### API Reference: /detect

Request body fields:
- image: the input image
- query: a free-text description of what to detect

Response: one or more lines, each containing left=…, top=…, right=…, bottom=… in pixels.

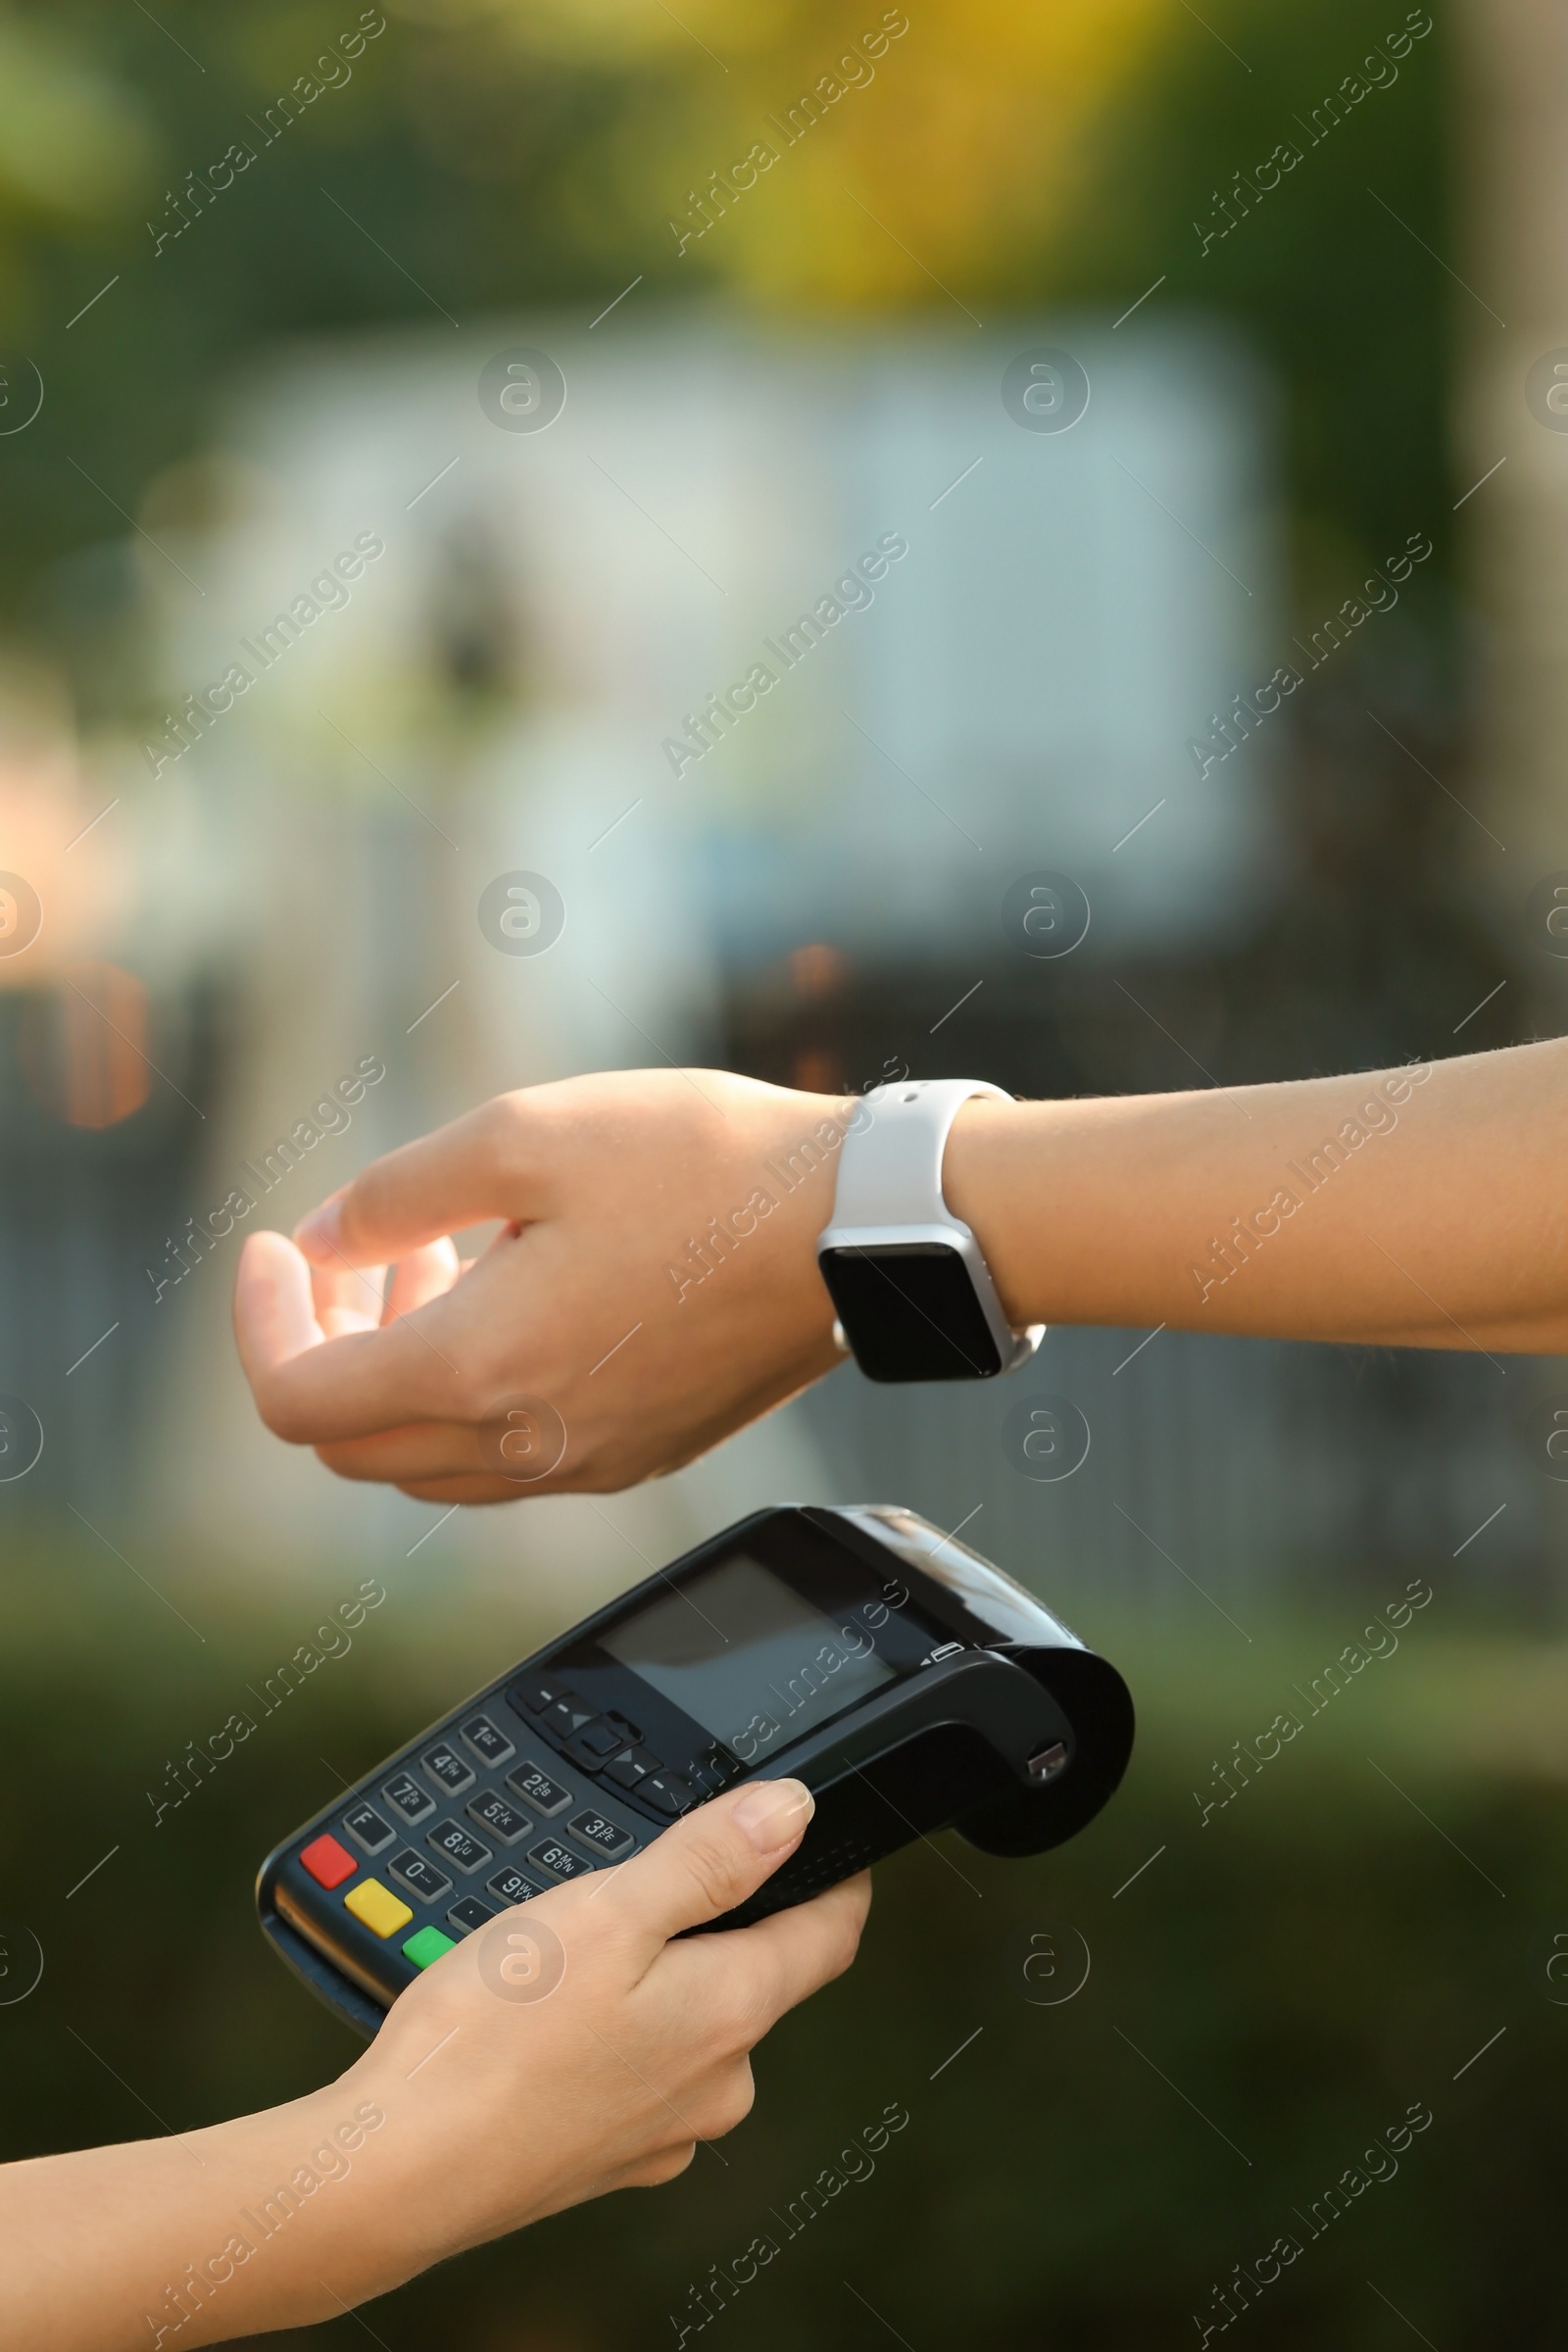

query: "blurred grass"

left=2, top=1532, right=1563, bottom=2348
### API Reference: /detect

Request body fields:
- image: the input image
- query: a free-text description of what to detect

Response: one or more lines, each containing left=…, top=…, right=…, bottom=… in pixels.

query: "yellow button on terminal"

left=344, top=1878, right=415, bottom=1938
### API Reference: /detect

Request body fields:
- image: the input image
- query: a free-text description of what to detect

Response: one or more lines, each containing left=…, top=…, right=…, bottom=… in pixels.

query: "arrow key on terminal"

left=564, top=1716, right=625, bottom=1766
left=541, top=1695, right=598, bottom=1742
left=508, top=1674, right=573, bottom=1720
left=639, top=1774, right=698, bottom=1818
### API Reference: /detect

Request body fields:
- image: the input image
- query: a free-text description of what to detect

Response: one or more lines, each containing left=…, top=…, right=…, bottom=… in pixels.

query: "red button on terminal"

left=300, top=1833, right=357, bottom=1889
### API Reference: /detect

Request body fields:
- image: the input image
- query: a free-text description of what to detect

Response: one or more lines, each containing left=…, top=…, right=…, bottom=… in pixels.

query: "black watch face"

left=819, top=1243, right=1004, bottom=1382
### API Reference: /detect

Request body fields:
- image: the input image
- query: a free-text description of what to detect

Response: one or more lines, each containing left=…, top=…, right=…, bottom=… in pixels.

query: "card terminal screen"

left=600, top=1553, right=897, bottom=1760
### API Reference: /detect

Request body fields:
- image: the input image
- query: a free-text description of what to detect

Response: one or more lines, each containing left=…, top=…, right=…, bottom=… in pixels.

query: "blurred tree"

left=1450, top=0, right=1568, bottom=905
left=0, top=0, right=1446, bottom=643
left=1056, top=0, right=1450, bottom=598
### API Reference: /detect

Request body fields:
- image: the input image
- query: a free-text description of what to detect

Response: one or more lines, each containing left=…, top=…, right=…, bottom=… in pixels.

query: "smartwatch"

left=817, top=1078, right=1044, bottom=1383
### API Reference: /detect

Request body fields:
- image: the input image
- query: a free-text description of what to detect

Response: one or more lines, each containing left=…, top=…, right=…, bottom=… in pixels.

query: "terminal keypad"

left=283, top=1662, right=712, bottom=2008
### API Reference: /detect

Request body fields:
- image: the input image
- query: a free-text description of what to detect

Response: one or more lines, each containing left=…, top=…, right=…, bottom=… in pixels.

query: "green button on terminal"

left=402, top=1925, right=456, bottom=1970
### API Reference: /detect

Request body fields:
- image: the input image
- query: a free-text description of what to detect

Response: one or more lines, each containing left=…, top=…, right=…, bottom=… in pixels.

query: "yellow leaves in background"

left=401, top=0, right=1170, bottom=305
left=672, top=0, right=1166, bottom=308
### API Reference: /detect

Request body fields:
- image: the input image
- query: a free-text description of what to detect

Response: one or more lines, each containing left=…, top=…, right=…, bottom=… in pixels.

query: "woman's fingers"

left=317, top=1427, right=528, bottom=1503
left=292, top=1096, right=545, bottom=1269
left=671, top=1872, right=872, bottom=2037
left=240, top=1234, right=477, bottom=1450
left=235, top=1232, right=469, bottom=1444
left=235, top=1068, right=852, bottom=1495
left=384, top=1238, right=462, bottom=1321
left=232, top=1231, right=327, bottom=1382
left=313, top=1419, right=488, bottom=1483
left=602, top=1780, right=816, bottom=1960
left=309, top=1238, right=455, bottom=1345
left=388, top=1472, right=523, bottom=1504
left=310, top=1252, right=388, bottom=1340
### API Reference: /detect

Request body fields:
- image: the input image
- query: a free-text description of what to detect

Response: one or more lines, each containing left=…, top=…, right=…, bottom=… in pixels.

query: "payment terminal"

left=258, top=1504, right=1135, bottom=2035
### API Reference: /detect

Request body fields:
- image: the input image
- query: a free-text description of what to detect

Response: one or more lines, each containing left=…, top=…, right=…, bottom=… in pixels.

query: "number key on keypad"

left=568, top=1808, right=635, bottom=1860
left=422, top=1741, right=475, bottom=1795
left=487, top=1865, right=546, bottom=1907
left=387, top=1849, right=452, bottom=1904
left=383, top=1771, right=435, bottom=1827
left=467, top=1789, right=531, bottom=1844
left=342, top=1801, right=395, bottom=1854
left=427, top=1819, right=491, bottom=1874
left=528, top=1838, right=594, bottom=1882
left=461, top=1713, right=514, bottom=1767
left=506, top=1759, right=572, bottom=1817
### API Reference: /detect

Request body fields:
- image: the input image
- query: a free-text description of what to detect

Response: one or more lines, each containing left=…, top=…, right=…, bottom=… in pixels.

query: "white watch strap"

left=831, top=1078, right=1011, bottom=1231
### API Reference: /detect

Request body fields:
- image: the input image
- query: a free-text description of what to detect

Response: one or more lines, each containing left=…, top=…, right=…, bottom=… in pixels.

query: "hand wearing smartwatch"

left=816, top=1079, right=1045, bottom=1382
left=238, top=1042, right=1568, bottom=1504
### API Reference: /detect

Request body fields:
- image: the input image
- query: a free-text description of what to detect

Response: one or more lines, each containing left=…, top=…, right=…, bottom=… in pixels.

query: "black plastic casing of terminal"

left=257, top=1505, right=1135, bottom=2038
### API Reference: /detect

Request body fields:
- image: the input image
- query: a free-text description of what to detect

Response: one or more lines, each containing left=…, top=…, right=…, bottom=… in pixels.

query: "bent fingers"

left=236, top=1232, right=471, bottom=1444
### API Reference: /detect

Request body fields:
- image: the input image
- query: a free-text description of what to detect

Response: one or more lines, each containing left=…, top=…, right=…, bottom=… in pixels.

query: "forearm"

left=1, top=2066, right=410, bottom=2351
left=944, top=1040, right=1568, bottom=1350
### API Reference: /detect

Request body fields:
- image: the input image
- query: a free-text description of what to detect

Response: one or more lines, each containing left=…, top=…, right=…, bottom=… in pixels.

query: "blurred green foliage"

left=1063, top=0, right=1451, bottom=599
left=2, top=1536, right=1559, bottom=2348
left=0, top=0, right=1447, bottom=644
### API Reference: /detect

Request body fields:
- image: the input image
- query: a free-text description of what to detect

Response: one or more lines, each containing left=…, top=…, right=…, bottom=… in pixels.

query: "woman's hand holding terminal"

left=2, top=1781, right=866, bottom=2348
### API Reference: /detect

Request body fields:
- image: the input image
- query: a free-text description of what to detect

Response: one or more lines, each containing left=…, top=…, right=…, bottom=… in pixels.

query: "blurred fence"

left=798, top=1326, right=1558, bottom=1633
